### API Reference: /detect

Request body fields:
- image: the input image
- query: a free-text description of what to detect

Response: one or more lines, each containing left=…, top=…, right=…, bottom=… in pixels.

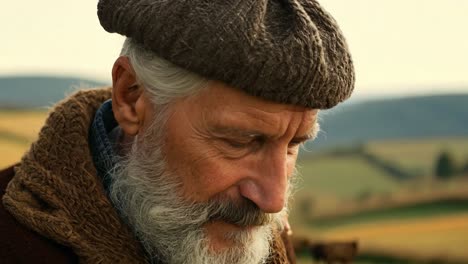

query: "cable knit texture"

left=98, top=0, right=354, bottom=109
left=2, top=88, right=291, bottom=263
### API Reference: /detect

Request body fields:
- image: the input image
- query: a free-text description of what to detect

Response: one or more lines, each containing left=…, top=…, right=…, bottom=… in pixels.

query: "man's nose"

left=240, top=147, right=289, bottom=213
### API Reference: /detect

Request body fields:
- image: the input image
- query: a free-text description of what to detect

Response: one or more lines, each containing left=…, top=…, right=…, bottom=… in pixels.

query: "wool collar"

left=2, top=88, right=290, bottom=264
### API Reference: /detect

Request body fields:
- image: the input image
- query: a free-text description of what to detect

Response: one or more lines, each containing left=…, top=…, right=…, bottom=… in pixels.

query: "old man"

left=0, top=0, right=354, bottom=263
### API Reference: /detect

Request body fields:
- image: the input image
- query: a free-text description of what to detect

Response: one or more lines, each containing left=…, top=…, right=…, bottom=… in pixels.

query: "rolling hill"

left=310, top=93, right=468, bottom=150
left=0, top=76, right=107, bottom=109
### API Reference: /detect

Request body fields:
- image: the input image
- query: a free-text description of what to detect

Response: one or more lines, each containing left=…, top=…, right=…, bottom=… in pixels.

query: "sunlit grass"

left=0, top=138, right=28, bottom=168
left=0, top=110, right=47, bottom=168
left=0, top=110, right=47, bottom=142
left=318, top=213, right=468, bottom=260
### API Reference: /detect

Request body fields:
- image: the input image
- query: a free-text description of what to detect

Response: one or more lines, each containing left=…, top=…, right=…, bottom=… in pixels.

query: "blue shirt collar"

left=88, top=99, right=119, bottom=190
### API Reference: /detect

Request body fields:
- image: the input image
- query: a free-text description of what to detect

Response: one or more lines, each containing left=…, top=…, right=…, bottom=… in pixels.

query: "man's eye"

left=222, top=136, right=265, bottom=150
left=288, top=140, right=302, bottom=148
left=287, top=141, right=302, bottom=155
left=225, top=139, right=250, bottom=149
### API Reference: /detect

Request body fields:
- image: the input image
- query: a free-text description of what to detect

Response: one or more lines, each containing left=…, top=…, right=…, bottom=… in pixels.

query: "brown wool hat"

left=98, top=0, right=354, bottom=109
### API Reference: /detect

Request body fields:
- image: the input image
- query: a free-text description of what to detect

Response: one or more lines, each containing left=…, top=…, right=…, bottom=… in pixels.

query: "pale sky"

left=2, top=1, right=468, bottom=98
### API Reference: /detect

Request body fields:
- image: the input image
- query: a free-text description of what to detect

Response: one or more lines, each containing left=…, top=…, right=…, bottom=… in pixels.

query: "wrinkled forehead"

left=179, top=81, right=319, bottom=137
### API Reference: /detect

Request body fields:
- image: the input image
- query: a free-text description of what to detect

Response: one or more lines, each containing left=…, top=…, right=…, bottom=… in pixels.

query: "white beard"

left=107, top=124, right=289, bottom=264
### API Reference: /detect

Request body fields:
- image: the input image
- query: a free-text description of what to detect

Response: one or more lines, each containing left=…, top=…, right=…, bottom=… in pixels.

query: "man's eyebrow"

left=294, top=122, right=320, bottom=142
left=208, top=125, right=266, bottom=138
left=291, top=134, right=313, bottom=142
left=209, top=122, right=320, bottom=141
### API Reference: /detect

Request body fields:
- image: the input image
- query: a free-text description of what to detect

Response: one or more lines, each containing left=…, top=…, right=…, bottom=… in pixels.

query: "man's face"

left=161, top=81, right=318, bottom=249
left=110, top=81, right=318, bottom=263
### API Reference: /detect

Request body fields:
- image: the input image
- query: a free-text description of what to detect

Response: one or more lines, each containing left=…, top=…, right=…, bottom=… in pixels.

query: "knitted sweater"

left=1, top=88, right=293, bottom=263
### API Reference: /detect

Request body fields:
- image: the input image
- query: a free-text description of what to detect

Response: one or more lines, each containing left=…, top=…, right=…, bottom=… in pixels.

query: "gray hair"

left=120, top=38, right=209, bottom=106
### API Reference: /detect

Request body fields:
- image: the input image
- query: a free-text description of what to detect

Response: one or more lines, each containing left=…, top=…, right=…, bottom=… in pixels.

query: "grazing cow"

left=309, top=241, right=358, bottom=264
left=292, top=237, right=359, bottom=264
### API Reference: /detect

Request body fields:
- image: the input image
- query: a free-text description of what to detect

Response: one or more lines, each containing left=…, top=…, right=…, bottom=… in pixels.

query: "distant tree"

left=462, top=160, right=468, bottom=175
left=355, top=189, right=372, bottom=202
left=298, top=197, right=315, bottom=221
left=435, top=151, right=456, bottom=179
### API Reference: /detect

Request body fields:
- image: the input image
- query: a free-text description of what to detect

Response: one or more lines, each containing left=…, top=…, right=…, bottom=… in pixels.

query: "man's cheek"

left=178, top=151, right=235, bottom=200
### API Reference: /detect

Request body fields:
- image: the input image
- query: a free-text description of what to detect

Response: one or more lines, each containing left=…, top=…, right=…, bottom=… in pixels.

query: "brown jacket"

left=0, top=88, right=296, bottom=263
left=0, top=164, right=79, bottom=263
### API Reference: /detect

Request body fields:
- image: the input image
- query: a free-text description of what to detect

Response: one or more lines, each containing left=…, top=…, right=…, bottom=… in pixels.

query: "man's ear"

left=111, top=56, right=146, bottom=136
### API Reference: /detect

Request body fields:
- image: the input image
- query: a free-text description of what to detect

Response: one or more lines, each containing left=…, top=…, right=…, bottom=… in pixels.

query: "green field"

left=310, top=198, right=468, bottom=229
left=295, top=200, right=468, bottom=263
left=291, top=137, right=468, bottom=263
left=297, top=155, right=400, bottom=198
left=366, top=138, right=468, bottom=176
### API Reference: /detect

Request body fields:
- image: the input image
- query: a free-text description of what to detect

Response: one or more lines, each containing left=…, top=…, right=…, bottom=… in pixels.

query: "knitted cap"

left=98, top=0, right=354, bottom=109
